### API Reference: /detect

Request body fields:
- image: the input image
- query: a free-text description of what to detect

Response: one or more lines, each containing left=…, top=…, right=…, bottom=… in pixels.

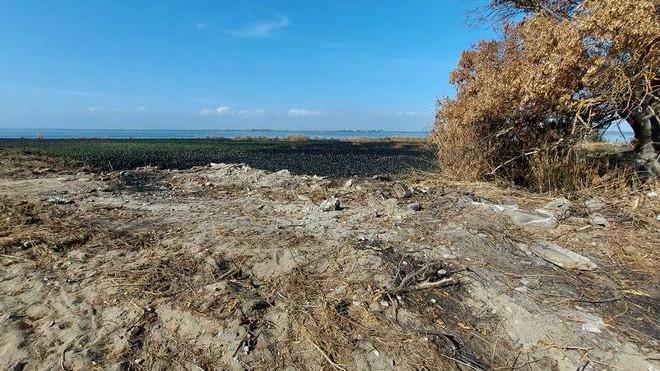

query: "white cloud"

left=200, top=106, right=234, bottom=116
left=237, top=108, right=265, bottom=116
left=288, top=108, right=321, bottom=118
left=227, top=15, right=289, bottom=38
left=87, top=107, right=98, bottom=113
left=215, top=106, right=232, bottom=115
left=137, top=106, right=147, bottom=112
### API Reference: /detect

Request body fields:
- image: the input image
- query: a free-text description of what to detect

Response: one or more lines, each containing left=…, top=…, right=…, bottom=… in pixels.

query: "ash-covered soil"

left=0, top=152, right=658, bottom=370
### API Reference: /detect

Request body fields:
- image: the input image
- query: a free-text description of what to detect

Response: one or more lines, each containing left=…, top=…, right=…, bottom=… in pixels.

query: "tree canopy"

left=434, top=0, right=660, bottom=187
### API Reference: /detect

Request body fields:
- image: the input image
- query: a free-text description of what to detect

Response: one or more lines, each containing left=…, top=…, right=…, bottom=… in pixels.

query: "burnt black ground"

left=0, top=139, right=435, bottom=178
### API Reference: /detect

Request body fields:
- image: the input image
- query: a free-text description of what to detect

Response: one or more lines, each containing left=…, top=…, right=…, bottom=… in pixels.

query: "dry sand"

left=0, top=152, right=658, bottom=370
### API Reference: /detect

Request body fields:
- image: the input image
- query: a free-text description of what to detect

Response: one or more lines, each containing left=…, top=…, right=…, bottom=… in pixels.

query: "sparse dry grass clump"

left=272, top=264, right=476, bottom=370
left=433, top=130, right=637, bottom=194
left=231, top=135, right=429, bottom=143
left=348, top=136, right=429, bottom=144
left=433, top=122, right=487, bottom=182
left=524, top=145, right=636, bottom=193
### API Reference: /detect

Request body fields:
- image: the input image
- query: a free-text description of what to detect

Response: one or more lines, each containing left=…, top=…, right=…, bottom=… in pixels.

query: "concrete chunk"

left=528, top=241, right=597, bottom=271
left=508, top=210, right=558, bottom=229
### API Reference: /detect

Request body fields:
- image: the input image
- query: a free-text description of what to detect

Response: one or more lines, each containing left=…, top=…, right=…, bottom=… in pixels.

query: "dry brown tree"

left=434, top=0, right=659, bottom=189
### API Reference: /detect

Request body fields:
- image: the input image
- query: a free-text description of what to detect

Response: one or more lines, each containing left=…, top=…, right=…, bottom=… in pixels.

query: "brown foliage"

left=434, top=0, right=660, bottom=189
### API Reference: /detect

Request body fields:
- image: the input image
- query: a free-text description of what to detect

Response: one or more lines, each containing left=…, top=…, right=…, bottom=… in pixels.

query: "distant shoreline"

left=0, top=128, right=430, bottom=140
left=0, top=128, right=632, bottom=142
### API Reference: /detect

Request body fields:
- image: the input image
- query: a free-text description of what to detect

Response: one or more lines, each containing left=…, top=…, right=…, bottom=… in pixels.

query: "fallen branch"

left=572, top=294, right=623, bottom=304
left=217, top=267, right=239, bottom=280
left=396, top=261, right=436, bottom=288
left=487, top=148, right=540, bottom=176
left=387, top=277, right=459, bottom=295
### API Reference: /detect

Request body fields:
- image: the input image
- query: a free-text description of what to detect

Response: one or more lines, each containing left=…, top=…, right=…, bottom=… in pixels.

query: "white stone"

left=319, top=198, right=341, bottom=212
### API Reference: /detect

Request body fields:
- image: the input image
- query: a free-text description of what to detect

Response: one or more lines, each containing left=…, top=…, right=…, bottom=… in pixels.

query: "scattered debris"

left=391, top=182, right=413, bottom=198
left=581, top=313, right=605, bottom=334
left=585, top=197, right=606, bottom=212
left=508, top=209, right=558, bottom=229
left=319, top=197, right=341, bottom=212
left=416, top=186, right=430, bottom=194
left=44, top=197, right=74, bottom=205
left=372, top=174, right=391, bottom=181
left=33, top=168, right=52, bottom=175
left=544, top=197, right=573, bottom=217
left=406, top=202, right=421, bottom=211
left=500, top=198, right=518, bottom=209
left=0, top=153, right=656, bottom=371
left=527, top=241, right=597, bottom=271
left=21, top=240, right=37, bottom=249
left=274, top=169, right=291, bottom=177
left=589, top=213, right=609, bottom=227
left=566, top=216, right=590, bottom=226
left=9, top=361, right=27, bottom=371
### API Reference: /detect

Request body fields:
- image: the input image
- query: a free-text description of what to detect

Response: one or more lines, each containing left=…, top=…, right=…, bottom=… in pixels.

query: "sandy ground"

left=0, top=152, right=658, bottom=370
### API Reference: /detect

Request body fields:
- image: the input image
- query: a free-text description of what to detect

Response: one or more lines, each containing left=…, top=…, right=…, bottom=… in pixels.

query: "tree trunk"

left=651, top=105, right=660, bottom=152
left=627, top=105, right=660, bottom=178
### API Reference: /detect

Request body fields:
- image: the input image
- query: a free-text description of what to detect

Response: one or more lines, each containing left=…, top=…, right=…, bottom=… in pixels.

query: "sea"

left=0, top=128, right=428, bottom=140
left=0, top=128, right=632, bottom=142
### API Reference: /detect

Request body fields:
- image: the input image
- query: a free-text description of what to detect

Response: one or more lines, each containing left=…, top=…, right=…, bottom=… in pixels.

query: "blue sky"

left=0, top=0, right=494, bottom=131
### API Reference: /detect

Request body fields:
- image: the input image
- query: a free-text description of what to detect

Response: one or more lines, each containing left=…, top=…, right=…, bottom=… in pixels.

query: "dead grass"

left=2, top=153, right=656, bottom=369
left=230, top=135, right=429, bottom=143
left=272, top=263, right=466, bottom=370
left=432, top=117, right=645, bottom=195
left=432, top=124, right=488, bottom=181
left=346, top=136, right=429, bottom=144
left=576, top=141, right=631, bottom=154
left=404, top=162, right=659, bottom=276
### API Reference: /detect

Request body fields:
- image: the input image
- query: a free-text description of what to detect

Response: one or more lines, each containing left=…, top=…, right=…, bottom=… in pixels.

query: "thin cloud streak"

left=237, top=108, right=265, bottom=116
left=200, top=106, right=266, bottom=117
left=215, top=106, right=231, bottom=115
left=226, top=15, right=289, bottom=38
left=288, top=108, right=321, bottom=118
left=200, top=106, right=232, bottom=115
